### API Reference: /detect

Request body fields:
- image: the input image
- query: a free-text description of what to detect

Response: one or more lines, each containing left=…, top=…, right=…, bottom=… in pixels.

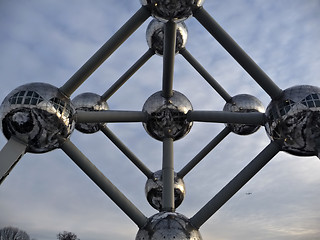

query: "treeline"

left=0, top=226, right=79, bottom=240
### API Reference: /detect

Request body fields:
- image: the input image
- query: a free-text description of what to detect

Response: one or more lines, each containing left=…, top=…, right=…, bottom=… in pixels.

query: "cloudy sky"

left=1, top=0, right=320, bottom=239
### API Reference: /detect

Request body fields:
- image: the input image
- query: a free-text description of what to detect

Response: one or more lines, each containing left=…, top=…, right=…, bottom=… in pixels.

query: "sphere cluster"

left=142, top=91, right=193, bottom=141
left=0, top=83, right=75, bottom=153
left=146, top=19, right=188, bottom=55
left=145, top=170, right=185, bottom=211
left=140, top=0, right=205, bottom=22
left=72, top=92, right=109, bottom=134
left=135, top=212, right=202, bottom=240
left=223, top=94, right=265, bottom=135
left=265, top=85, right=320, bottom=156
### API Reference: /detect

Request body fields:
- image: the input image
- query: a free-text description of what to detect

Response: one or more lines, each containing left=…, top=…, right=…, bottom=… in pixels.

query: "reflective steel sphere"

left=145, top=170, right=185, bottom=211
left=72, top=92, right=109, bottom=134
left=142, top=91, right=193, bottom=141
left=140, top=0, right=205, bottom=22
left=265, top=85, right=320, bottom=156
left=146, top=19, right=188, bottom=55
left=223, top=94, right=265, bottom=135
left=0, top=83, right=75, bottom=153
left=136, top=212, right=202, bottom=240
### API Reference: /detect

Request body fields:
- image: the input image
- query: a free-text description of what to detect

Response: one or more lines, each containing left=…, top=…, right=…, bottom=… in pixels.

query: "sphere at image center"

left=142, top=91, right=193, bottom=141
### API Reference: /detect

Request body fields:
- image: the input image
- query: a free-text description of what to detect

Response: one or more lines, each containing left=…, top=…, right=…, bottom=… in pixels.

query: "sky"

left=0, top=0, right=320, bottom=239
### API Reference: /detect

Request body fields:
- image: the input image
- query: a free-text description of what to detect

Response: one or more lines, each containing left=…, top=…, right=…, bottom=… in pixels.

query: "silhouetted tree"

left=0, top=226, right=30, bottom=240
left=57, top=231, right=79, bottom=240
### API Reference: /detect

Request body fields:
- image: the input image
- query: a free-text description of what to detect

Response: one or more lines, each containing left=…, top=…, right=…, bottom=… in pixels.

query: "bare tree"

left=56, top=231, right=79, bottom=240
left=0, top=226, right=30, bottom=240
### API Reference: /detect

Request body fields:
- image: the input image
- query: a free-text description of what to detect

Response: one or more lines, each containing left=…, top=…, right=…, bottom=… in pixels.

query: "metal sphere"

left=142, top=91, right=193, bottom=141
left=0, top=83, right=75, bottom=153
left=72, top=92, right=109, bottom=134
left=145, top=170, right=185, bottom=211
left=140, top=0, right=205, bottom=22
left=265, top=85, right=320, bottom=156
left=136, top=212, right=202, bottom=240
left=223, top=94, right=265, bottom=135
left=146, top=19, right=188, bottom=55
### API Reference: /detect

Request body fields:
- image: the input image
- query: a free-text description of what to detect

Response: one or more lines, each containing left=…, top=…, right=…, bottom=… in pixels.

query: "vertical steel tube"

left=178, top=127, right=231, bottom=178
left=100, top=125, right=153, bottom=178
left=60, top=138, right=148, bottom=228
left=162, top=138, right=175, bottom=212
left=190, top=141, right=281, bottom=229
left=180, top=48, right=232, bottom=102
left=193, top=7, right=283, bottom=100
left=162, top=21, right=177, bottom=99
left=101, top=48, right=155, bottom=101
left=59, top=6, right=150, bottom=97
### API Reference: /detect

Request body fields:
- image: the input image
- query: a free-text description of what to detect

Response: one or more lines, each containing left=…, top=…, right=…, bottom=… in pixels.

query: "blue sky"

left=1, top=1, right=320, bottom=239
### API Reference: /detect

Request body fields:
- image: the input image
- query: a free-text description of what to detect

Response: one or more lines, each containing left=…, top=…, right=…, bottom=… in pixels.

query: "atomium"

left=146, top=19, right=188, bottom=55
left=0, top=82, right=75, bottom=153
left=145, top=170, right=185, bottom=211
left=142, top=91, right=193, bottom=141
left=265, top=85, right=320, bottom=156
left=140, top=0, right=205, bottom=22
left=135, top=212, right=202, bottom=240
left=223, top=94, right=265, bottom=135
left=72, top=92, right=109, bottom=134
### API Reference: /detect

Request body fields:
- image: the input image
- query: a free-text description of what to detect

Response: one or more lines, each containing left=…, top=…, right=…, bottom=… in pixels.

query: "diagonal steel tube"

left=180, top=48, right=232, bottom=102
left=162, top=21, right=177, bottom=99
left=0, top=137, right=27, bottom=185
left=60, top=138, right=148, bottom=228
left=101, top=48, right=155, bottom=101
left=75, top=110, right=147, bottom=123
left=178, top=127, right=231, bottom=178
left=162, top=138, right=175, bottom=212
left=190, top=141, right=281, bottom=229
left=187, top=110, right=266, bottom=125
left=193, top=7, right=283, bottom=100
left=100, top=125, right=153, bottom=178
left=59, top=6, right=150, bottom=97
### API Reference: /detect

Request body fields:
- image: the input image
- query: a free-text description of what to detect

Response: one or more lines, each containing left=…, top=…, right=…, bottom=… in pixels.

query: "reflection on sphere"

left=146, top=19, right=188, bottom=55
left=0, top=83, right=75, bottom=153
left=140, top=0, right=205, bottom=22
left=135, top=212, right=202, bottom=240
left=223, top=94, right=265, bottom=135
left=142, top=91, right=193, bottom=141
left=72, top=92, right=109, bottom=134
left=265, top=85, right=320, bottom=156
left=145, top=170, right=185, bottom=211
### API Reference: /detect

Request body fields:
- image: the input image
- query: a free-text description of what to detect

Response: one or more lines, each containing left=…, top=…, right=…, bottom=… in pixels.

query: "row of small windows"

left=301, top=94, right=320, bottom=108
left=8, top=90, right=72, bottom=117
left=9, top=91, right=43, bottom=105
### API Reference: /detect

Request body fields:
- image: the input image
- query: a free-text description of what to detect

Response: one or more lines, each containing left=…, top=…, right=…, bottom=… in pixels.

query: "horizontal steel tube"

left=75, top=110, right=147, bottom=123
left=60, top=138, right=148, bottom=228
left=60, top=6, right=150, bottom=97
left=190, top=141, right=281, bottom=229
left=187, top=111, right=266, bottom=125
left=193, top=7, right=282, bottom=100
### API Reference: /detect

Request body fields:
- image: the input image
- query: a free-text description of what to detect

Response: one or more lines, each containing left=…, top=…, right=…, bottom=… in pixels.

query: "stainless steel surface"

left=223, top=94, right=265, bottom=135
left=0, top=83, right=75, bottom=153
left=72, top=92, right=109, bottom=134
left=145, top=170, right=185, bottom=211
left=146, top=19, right=188, bottom=55
left=140, top=0, right=205, bottom=22
left=265, top=85, right=320, bottom=156
left=135, top=212, right=202, bottom=240
left=142, top=91, right=193, bottom=141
